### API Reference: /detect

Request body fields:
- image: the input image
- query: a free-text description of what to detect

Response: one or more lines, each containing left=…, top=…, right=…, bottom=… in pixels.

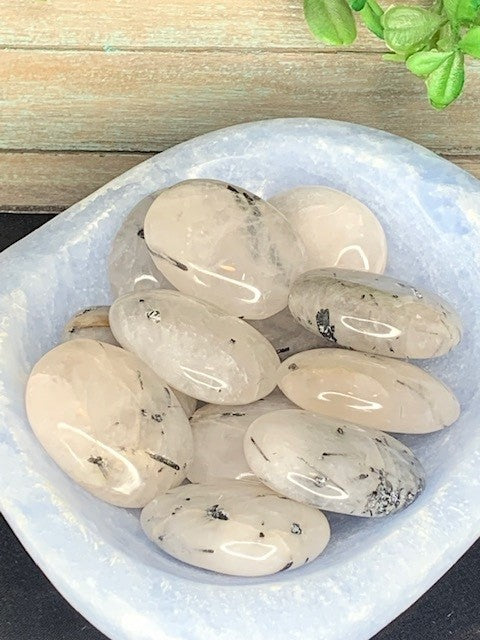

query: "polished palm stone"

left=25, top=339, right=193, bottom=507
left=289, top=268, right=462, bottom=358
left=188, top=390, right=296, bottom=483
left=141, top=481, right=330, bottom=576
left=269, top=186, right=387, bottom=273
left=244, top=409, right=425, bottom=517
left=143, top=179, right=305, bottom=319
left=248, top=307, right=331, bottom=361
left=109, top=289, right=280, bottom=404
left=62, top=306, right=119, bottom=346
left=108, top=194, right=173, bottom=297
left=278, top=349, right=460, bottom=433
left=176, top=393, right=197, bottom=419
left=62, top=307, right=195, bottom=417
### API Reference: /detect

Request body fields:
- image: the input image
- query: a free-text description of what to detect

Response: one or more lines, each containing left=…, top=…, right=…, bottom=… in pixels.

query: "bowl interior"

left=1, top=119, right=480, bottom=639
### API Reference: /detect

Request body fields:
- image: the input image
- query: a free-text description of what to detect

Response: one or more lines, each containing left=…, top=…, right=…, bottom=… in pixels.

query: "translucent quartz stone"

left=62, top=306, right=119, bottom=346
left=109, top=290, right=280, bottom=404
left=62, top=307, right=196, bottom=417
left=140, top=481, right=330, bottom=576
left=143, top=179, right=305, bottom=319
left=188, top=390, right=296, bottom=483
left=269, top=186, right=387, bottom=273
left=25, top=339, right=193, bottom=507
left=248, top=307, right=331, bottom=361
left=108, top=194, right=173, bottom=297
left=289, top=268, right=462, bottom=358
left=176, top=394, right=197, bottom=419
left=244, top=409, right=425, bottom=517
left=278, top=349, right=460, bottom=434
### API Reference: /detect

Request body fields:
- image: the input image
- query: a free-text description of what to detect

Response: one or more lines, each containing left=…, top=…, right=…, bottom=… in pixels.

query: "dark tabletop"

left=1, top=214, right=479, bottom=640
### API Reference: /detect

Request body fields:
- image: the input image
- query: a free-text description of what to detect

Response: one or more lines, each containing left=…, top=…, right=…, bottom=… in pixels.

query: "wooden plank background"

left=0, top=0, right=479, bottom=213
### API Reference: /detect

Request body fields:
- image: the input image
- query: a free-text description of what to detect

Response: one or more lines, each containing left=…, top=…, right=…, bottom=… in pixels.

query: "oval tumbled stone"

left=269, top=186, right=387, bottom=273
left=249, top=307, right=332, bottom=361
left=141, top=481, right=330, bottom=576
left=289, top=268, right=462, bottom=358
left=176, top=393, right=197, bottom=419
left=278, top=349, right=460, bottom=433
left=62, top=308, right=195, bottom=418
left=108, top=194, right=173, bottom=297
left=188, top=390, right=296, bottom=483
left=244, top=409, right=425, bottom=517
left=109, top=290, right=280, bottom=404
left=62, top=306, right=119, bottom=346
left=144, top=179, right=305, bottom=319
left=25, top=339, right=193, bottom=507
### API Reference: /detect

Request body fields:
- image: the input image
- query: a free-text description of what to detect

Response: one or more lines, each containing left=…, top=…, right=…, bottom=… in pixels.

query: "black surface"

left=1, top=215, right=479, bottom=640
left=0, top=213, right=55, bottom=252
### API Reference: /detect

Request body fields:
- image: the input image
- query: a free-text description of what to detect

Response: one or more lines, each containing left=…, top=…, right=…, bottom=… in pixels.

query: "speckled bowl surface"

left=1, top=118, right=479, bottom=640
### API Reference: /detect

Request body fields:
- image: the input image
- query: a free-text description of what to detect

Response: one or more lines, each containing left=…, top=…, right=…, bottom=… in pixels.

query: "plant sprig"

left=303, top=0, right=480, bottom=108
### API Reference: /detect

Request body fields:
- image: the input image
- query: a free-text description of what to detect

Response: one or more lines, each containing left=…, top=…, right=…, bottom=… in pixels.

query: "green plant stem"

left=365, top=0, right=383, bottom=13
left=360, top=0, right=384, bottom=38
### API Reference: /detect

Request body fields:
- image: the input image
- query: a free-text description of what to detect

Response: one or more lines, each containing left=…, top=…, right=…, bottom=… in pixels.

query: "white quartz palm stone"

left=289, top=268, right=462, bottom=358
left=25, top=339, right=193, bottom=507
left=248, top=307, right=332, bottom=360
left=244, top=409, right=425, bottom=517
left=175, top=393, right=197, bottom=419
left=62, top=306, right=119, bottom=346
left=143, top=179, right=305, bottom=319
left=108, top=194, right=173, bottom=297
left=141, top=481, right=330, bottom=576
left=278, top=349, right=460, bottom=433
left=62, top=307, right=195, bottom=417
left=109, top=290, right=280, bottom=404
left=188, top=390, right=296, bottom=483
left=269, top=186, right=387, bottom=273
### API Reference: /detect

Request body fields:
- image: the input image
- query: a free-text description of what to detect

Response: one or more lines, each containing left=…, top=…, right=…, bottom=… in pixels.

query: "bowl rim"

left=1, top=117, right=480, bottom=640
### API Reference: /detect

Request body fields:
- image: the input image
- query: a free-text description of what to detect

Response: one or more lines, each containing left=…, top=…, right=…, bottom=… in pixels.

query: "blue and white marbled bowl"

left=1, top=118, right=480, bottom=640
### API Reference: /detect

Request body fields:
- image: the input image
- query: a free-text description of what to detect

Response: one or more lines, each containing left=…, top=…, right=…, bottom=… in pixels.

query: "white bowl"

left=1, top=118, right=480, bottom=640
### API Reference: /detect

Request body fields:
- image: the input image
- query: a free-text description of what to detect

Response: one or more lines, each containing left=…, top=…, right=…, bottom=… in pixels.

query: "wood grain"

left=1, top=50, right=479, bottom=155
left=0, top=152, right=151, bottom=212
left=0, top=0, right=427, bottom=52
left=0, top=0, right=477, bottom=213
left=446, top=156, right=480, bottom=180
left=1, top=151, right=478, bottom=213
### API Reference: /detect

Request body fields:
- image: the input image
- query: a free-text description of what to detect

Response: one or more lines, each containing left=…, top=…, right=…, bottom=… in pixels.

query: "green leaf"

left=459, top=25, right=480, bottom=57
left=426, top=51, right=465, bottom=108
left=382, top=6, right=445, bottom=54
left=436, top=23, right=456, bottom=50
left=444, top=0, right=480, bottom=25
left=349, top=0, right=367, bottom=10
left=383, top=52, right=408, bottom=61
left=435, top=27, right=458, bottom=51
left=360, top=0, right=384, bottom=38
left=304, top=0, right=357, bottom=45
left=436, top=35, right=455, bottom=49
left=431, top=0, right=446, bottom=13
left=406, top=50, right=454, bottom=76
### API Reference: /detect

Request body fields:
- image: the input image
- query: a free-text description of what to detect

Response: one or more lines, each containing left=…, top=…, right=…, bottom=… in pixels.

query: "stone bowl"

left=1, top=118, right=480, bottom=640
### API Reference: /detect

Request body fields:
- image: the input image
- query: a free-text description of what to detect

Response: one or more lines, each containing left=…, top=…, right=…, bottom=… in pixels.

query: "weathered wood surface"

left=1, top=152, right=478, bottom=214
left=0, top=152, right=151, bottom=212
left=2, top=50, right=479, bottom=154
left=0, top=0, right=428, bottom=52
left=0, top=0, right=478, bottom=213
